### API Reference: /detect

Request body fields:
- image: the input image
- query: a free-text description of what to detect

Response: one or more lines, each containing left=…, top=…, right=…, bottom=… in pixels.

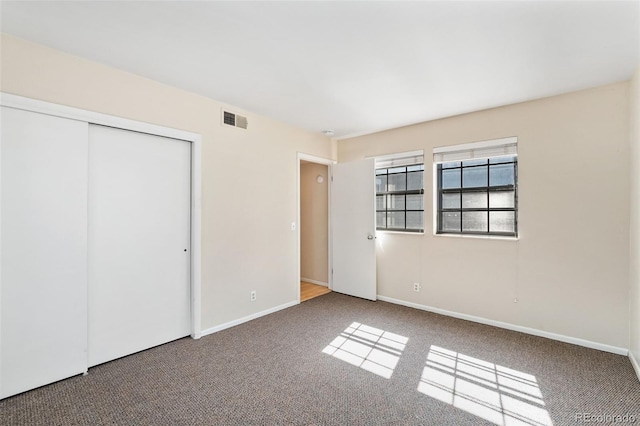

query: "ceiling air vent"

left=222, top=110, right=248, bottom=130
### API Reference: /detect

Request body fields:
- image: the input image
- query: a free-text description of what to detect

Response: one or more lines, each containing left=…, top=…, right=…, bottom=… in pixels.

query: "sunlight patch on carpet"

left=322, top=322, right=408, bottom=379
left=418, top=345, right=553, bottom=426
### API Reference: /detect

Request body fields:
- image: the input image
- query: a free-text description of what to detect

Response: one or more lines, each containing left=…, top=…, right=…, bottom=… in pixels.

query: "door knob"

left=367, top=235, right=374, bottom=240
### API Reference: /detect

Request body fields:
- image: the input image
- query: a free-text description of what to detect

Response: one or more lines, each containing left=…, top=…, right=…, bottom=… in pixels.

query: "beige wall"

left=630, top=65, right=640, bottom=368
left=300, top=162, right=329, bottom=284
left=339, top=82, right=631, bottom=349
left=0, top=34, right=335, bottom=330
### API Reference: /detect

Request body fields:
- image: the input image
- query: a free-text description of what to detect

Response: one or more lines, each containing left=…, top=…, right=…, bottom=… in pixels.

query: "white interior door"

left=331, top=159, right=377, bottom=300
left=1, top=107, right=88, bottom=398
left=88, top=125, right=191, bottom=367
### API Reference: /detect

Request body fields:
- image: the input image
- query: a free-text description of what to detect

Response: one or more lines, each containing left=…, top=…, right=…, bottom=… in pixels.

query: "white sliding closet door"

left=88, top=125, right=191, bottom=367
left=1, top=107, right=89, bottom=398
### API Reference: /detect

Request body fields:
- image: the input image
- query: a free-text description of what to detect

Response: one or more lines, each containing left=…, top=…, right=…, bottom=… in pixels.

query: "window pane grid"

left=436, top=157, right=517, bottom=236
left=376, top=164, right=424, bottom=232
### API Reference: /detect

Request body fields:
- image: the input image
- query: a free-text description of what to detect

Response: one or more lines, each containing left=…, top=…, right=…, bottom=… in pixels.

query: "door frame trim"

left=1, top=92, right=203, bottom=339
left=296, top=152, right=335, bottom=303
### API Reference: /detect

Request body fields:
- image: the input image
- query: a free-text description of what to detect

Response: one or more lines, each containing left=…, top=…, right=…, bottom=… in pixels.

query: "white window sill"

left=376, top=230, right=425, bottom=236
left=433, top=232, right=519, bottom=241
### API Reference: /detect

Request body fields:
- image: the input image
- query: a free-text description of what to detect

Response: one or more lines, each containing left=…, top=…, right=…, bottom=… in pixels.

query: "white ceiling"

left=1, top=1, right=639, bottom=139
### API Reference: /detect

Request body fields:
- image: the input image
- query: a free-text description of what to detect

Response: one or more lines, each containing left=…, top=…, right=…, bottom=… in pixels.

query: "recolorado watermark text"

left=575, top=413, right=637, bottom=423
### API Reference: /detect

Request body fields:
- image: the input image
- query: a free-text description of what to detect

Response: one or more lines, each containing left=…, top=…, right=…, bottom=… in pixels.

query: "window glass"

left=463, top=159, right=488, bottom=167
left=462, top=191, right=488, bottom=209
left=436, top=155, right=517, bottom=236
left=387, top=194, right=405, bottom=211
left=442, top=193, right=460, bottom=209
left=407, top=171, right=423, bottom=191
left=441, top=169, right=461, bottom=189
left=489, top=211, right=516, bottom=233
left=406, top=194, right=424, bottom=210
left=462, top=166, right=488, bottom=188
left=462, top=211, right=488, bottom=232
left=441, top=212, right=461, bottom=232
left=376, top=212, right=386, bottom=228
left=406, top=212, right=423, bottom=230
left=489, top=191, right=515, bottom=208
left=489, top=156, right=514, bottom=164
left=442, top=161, right=461, bottom=169
left=387, top=173, right=406, bottom=192
left=376, top=164, right=425, bottom=232
left=489, top=163, right=515, bottom=186
left=388, top=211, right=405, bottom=229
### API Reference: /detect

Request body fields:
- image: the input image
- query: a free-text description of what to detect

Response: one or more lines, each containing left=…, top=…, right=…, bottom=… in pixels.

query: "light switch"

left=291, top=222, right=296, bottom=231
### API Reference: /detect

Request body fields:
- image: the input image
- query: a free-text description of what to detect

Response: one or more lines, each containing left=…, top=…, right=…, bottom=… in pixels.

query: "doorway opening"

left=298, top=154, right=333, bottom=302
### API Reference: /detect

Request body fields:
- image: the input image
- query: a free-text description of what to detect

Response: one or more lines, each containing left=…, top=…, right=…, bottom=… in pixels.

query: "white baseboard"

left=200, top=300, right=298, bottom=337
left=376, top=295, right=628, bottom=356
left=630, top=350, right=640, bottom=382
left=300, top=277, right=328, bottom=287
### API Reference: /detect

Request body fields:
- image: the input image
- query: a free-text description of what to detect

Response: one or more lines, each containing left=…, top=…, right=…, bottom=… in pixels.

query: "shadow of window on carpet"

left=322, top=322, right=408, bottom=379
left=418, top=345, right=553, bottom=426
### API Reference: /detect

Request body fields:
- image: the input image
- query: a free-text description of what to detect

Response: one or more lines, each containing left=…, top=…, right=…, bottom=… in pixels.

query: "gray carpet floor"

left=1, top=292, right=639, bottom=425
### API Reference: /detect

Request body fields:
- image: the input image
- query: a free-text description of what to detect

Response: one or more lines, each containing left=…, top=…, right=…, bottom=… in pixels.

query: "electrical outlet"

left=250, top=290, right=256, bottom=302
left=413, top=283, right=420, bottom=292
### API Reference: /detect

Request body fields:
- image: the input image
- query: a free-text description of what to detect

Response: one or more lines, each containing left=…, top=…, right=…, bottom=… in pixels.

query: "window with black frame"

left=437, top=156, right=518, bottom=236
left=376, top=164, right=424, bottom=232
